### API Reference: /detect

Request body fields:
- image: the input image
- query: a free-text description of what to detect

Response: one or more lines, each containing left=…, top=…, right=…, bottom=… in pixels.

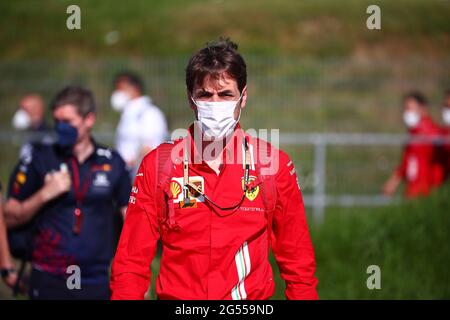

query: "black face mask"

left=55, top=121, right=78, bottom=148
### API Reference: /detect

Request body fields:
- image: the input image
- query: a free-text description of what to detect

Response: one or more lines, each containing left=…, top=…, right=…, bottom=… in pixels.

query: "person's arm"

left=112, top=154, right=132, bottom=221
left=120, top=207, right=127, bottom=220
left=271, top=151, right=319, bottom=300
left=383, top=145, right=408, bottom=196
left=4, top=170, right=71, bottom=228
left=382, top=172, right=402, bottom=196
left=110, top=151, right=159, bottom=300
left=0, top=191, right=18, bottom=288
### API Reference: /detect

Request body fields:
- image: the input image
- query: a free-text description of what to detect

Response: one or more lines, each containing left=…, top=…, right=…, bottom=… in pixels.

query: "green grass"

left=0, top=0, right=449, bottom=59
left=306, top=185, right=450, bottom=299
left=0, top=0, right=449, bottom=301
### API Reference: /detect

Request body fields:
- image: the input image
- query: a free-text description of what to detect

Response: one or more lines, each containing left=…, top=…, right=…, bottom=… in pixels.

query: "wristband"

left=0, top=268, right=17, bottom=279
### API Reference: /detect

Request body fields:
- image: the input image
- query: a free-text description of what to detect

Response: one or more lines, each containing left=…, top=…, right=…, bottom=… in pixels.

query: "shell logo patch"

left=170, top=176, right=204, bottom=203
left=242, top=175, right=259, bottom=201
left=170, top=181, right=182, bottom=199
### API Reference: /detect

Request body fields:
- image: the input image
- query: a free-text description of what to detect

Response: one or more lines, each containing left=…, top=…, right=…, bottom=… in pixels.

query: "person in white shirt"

left=111, top=72, right=168, bottom=174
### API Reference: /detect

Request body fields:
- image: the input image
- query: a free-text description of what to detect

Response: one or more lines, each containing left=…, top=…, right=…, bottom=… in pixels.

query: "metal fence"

left=3, top=130, right=446, bottom=224
left=1, top=57, right=449, bottom=134
left=285, top=133, right=450, bottom=223
left=1, top=57, right=448, bottom=221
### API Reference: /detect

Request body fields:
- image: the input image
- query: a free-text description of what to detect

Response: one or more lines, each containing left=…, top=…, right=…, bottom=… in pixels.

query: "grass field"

left=0, top=0, right=449, bottom=59
left=311, top=185, right=450, bottom=299
left=0, top=0, right=449, bottom=300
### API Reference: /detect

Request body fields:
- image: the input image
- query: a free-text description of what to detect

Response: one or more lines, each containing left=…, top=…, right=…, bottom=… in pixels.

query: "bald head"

left=19, top=94, right=45, bottom=129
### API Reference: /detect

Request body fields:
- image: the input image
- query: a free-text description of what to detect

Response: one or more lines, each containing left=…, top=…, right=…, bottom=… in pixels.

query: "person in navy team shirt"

left=3, top=86, right=131, bottom=300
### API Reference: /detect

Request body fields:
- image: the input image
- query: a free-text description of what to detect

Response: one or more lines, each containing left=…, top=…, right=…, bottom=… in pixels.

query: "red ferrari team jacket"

left=110, top=124, right=318, bottom=300
left=396, top=116, right=443, bottom=198
left=439, top=126, right=450, bottom=181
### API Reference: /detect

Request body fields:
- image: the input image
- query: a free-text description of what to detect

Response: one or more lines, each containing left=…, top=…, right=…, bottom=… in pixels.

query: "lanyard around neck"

left=181, top=137, right=252, bottom=214
left=69, top=157, right=93, bottom=234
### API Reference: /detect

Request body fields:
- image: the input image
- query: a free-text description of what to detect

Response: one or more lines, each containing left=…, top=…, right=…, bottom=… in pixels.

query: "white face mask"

left=191, top=92, right=243, bottom=139
left=111, top=90, right=131, bottom=112
left=403, top=110, right=421, bottom=128
left=442, top=108, right=450, bottom=126
left=12, top=109, right=31, bottom=130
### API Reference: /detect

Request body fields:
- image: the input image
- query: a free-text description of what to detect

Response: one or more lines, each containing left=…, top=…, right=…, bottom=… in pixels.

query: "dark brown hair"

left=185, top=37, right=247, bottom=94
left=51, top=86, right=96, bottom=117
left=113, top=71, right=144, bottom=94
left=403, top=90, right=428, bottom=107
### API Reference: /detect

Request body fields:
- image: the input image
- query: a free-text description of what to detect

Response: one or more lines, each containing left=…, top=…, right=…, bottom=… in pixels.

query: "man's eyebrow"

left=194, top=88, right=234, bottom=94
left=195, top=89, right=212, bottom=94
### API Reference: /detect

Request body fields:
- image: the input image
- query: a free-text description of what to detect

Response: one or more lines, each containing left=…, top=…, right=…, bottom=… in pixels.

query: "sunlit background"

left=0, top=0, right=449, bottom=299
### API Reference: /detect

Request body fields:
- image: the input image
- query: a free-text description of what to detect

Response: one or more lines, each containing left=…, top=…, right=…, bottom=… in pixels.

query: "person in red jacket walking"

left=383, top=91, right=443, bottom=198
left=110, top=38, right=318, bottom=300
left=439, top=89, right=450, bottom=181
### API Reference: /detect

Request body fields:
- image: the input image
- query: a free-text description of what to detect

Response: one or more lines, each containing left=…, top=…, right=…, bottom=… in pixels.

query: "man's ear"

left=187, top=89, right=196, bottom=110
left=85, top=112, right=96, bottom=129
left=240, top=86, right=248, bottom=109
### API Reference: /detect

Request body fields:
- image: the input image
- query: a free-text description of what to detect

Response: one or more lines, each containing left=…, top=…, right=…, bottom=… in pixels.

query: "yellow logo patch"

left=170, top=176, right=205, bottom=204
left=16, top=172, right=26, bottom=184
left=242, top=175, right=259, bottom=201
left=170, top=181, right=182, bottom=199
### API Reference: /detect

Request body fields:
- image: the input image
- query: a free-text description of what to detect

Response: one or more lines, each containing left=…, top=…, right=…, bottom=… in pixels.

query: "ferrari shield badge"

left=242, top=175, right=259, bottom=201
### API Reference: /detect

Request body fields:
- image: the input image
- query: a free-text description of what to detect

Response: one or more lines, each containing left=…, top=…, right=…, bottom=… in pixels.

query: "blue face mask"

left=55, top=121, right=78, bottom=148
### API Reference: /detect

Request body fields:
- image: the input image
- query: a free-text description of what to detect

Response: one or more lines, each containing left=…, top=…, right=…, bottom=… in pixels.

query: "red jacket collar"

left=185, top=122, right=246, bottom=166
left=409, top=115, right=440, bottom=135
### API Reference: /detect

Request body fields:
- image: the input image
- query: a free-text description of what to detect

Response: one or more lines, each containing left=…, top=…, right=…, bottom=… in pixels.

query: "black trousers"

left=29, top=268, right=110, bottom=300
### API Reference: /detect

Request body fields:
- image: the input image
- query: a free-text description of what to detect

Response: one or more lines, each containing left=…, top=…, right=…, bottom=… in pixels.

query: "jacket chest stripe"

left=231, top=241, right=251, bottom=300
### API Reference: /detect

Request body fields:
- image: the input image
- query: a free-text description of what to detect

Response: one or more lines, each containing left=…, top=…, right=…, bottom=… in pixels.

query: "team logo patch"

left=93, top=172, right=110, bottom=187
left=170, top=176, right=204, bottom=204
left=92, top=164, right=112, bottom=172
left=16, top=172, right=27, bottom=184
left=13, top=182, right=20, bottom=194
left=170, top=181, right=182, bottom=199
left=242, top=175, right=259, bottom=201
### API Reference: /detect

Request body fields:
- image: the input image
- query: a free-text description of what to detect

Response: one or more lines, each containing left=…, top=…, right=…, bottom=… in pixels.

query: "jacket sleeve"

left=110, top=151, right=159, bottom=300
left=395, top=145, right=408, bottom=178
left=271, top=151, right=319, bottom=300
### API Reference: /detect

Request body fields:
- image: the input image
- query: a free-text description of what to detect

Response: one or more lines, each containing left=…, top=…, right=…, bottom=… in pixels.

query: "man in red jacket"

left=110, top=38, right=318, bottom=300
left=383, top=92, right=443, bottom=198
left=439, top=89, right=450, bottom=181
